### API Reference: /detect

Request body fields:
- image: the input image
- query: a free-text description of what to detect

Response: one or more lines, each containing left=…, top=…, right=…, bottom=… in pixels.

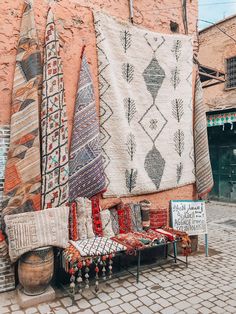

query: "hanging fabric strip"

left=207, top=112, right=236, bottom=127
left=69, top=50, right=106, bottom=200
left=194, top=71, right=214, bottom=198
left=182, top=0, right=188, bottom=35
left=2, top=1, right=42, bottom=218
left=41, top=7, right=69, bottom=209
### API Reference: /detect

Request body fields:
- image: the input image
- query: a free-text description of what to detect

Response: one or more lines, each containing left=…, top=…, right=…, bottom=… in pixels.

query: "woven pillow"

left=100, top=209, right=115, bottom=237
left=110, top=207, right=119, bottom=235
left=117, top=203, right=132, bottom=234
left=76, top=198, right=95, bottom=239
left=4, top=206, right=69, bottom=263
left=130, top=204, right=143, bottom=232
left=140, top=200, right=151, bottom=230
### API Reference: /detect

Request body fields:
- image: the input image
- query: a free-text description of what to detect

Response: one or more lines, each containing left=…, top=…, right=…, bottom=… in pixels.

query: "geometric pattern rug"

left=41, top=8, right=69, bottom=208
left=2, top=2, right=42, bottom=215
left=69, top=51, right=106, bottom=200
left=70, top=237, right=127, bottom=257
left=94, top=12, right=195, bottom=197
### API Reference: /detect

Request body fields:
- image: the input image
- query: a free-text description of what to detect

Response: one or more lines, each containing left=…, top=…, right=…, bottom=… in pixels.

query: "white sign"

left=171, top=200, right=207, bottom=236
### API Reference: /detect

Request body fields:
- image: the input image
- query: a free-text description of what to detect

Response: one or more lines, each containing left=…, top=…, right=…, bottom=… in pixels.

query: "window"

left=226, top=56, right=236, bottom=89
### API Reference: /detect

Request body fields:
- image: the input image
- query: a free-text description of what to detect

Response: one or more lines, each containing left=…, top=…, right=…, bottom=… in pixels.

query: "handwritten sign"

left=171, top=200, right=207, bottom=236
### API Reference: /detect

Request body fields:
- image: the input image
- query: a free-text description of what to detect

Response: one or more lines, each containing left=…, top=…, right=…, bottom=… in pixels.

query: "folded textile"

left=154, top=228, right=175, bottom=242
left=112, top=231, right=167, bottom=251
left=5, top=206, right=69, bottom=262
left=70, top=237, right=126, bottom=257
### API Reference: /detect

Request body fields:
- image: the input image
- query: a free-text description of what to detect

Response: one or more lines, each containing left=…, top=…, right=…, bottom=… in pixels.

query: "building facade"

left=199, top=16, right=236, bottom=203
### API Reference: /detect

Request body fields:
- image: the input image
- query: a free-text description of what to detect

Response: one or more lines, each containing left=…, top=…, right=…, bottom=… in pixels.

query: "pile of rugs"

left=63, top=198, right=191, bottom=294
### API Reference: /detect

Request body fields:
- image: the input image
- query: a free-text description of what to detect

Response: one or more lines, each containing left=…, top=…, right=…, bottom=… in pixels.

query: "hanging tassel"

left=85, top=259, right=91, bottom=289
left=77, top=261, right=83, bottom=293
left=94, top=258, right=100, bottom=294
left=69, top=267, right=76, bottom=294
left=108, top=254, right=113, bottom=279
left=102, top=255, right=107, bottom=281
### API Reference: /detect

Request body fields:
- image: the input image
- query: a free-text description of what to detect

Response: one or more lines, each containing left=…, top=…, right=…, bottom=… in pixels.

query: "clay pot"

left=18, top=246, right=54, bottom=296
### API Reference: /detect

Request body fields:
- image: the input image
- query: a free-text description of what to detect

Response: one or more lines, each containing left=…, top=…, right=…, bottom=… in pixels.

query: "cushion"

left=70, top=237, right=126, bottom=257
left=130, top=203, right=143, bottom=232
left=110, top=207, right=119, bottom=235
left=117, top=203, right=132, bottom=234
left=140, top=200, right=151, bottom=230
left=91, top=196, right=103, bottom=236
left=149, top=208, right=168, bottom=228
left=100, top=209, right=115, bottom=237
left=5, top=206, right=69, bottom=262
left=76, top=198, right=95, bottom=239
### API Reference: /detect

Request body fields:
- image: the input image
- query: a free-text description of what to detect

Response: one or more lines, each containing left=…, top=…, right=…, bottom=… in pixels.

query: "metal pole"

left=137, top=250, right=141, bottom=283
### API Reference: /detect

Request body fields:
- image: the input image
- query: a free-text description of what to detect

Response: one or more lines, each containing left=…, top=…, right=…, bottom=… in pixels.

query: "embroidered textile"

left=100, top=209, right=115, bottom=237
left=41, top=8, right=69, bottom=209
left=69, top=52, right=106, bottom=200
left=5, top=206, right=69, bottom=262
left=130, top=204, right=143, bottom=232
left=149, top=208, right=168, bottom=228
left=111, top=231, right=166, bottom=251
left=95, top=12, right=195, bottom=197
left=91, top=196, right=103, bottom=236
left=70, top=237, right=126, bottom=257
left=2, top=2, right=42, bottom=217
left=117, top=203, right=132, bottom=234
left=110, top=207, right=119, bottom=235
left=194, top=73, right=213, bottom=197
left=140, top=200, right=151, bottom=230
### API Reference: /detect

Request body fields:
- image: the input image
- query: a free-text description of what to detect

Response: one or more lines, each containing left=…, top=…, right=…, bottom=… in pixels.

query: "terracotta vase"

left=18, top=246, right=54, bottom=296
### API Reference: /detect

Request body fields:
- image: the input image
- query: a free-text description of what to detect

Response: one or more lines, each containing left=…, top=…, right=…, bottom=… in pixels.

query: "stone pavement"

left=0, top=201, right=236, bottom=314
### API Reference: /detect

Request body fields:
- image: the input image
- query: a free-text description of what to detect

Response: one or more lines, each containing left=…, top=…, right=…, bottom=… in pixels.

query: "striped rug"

left=194, top=72, right=213, bottom=197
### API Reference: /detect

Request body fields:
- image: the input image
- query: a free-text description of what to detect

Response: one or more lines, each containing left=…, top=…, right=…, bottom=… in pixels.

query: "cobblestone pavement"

left=0, top=201, right=236, bottom=314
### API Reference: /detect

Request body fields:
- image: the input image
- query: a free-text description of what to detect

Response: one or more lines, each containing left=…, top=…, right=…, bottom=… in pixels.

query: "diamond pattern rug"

left=94, top=12, right=195, bottom=197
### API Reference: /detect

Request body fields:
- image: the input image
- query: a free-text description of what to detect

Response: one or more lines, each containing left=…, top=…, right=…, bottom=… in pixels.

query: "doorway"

left=208, top=122, right=236, bottom=203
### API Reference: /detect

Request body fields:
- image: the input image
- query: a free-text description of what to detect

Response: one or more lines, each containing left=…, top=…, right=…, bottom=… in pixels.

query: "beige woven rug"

left=95, top=12, right=195, bottom=197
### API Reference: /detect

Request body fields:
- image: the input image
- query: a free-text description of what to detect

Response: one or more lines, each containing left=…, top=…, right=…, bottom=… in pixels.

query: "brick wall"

left=0, top=125, right=15, bottom=292
left=199, top=16, right=236, bottom=112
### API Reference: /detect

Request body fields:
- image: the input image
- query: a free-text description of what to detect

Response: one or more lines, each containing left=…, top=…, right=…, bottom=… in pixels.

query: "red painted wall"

left=0, top=0, right=198, bottom=212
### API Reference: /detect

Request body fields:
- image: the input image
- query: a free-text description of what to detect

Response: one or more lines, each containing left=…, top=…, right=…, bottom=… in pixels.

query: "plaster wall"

left=0, top=0, right=198, bottom=209
left=199, top=16, right=236, bottom=112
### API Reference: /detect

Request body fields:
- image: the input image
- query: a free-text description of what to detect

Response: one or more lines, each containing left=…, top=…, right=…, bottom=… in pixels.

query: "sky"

left=199, top=0, right=236, bottom=29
